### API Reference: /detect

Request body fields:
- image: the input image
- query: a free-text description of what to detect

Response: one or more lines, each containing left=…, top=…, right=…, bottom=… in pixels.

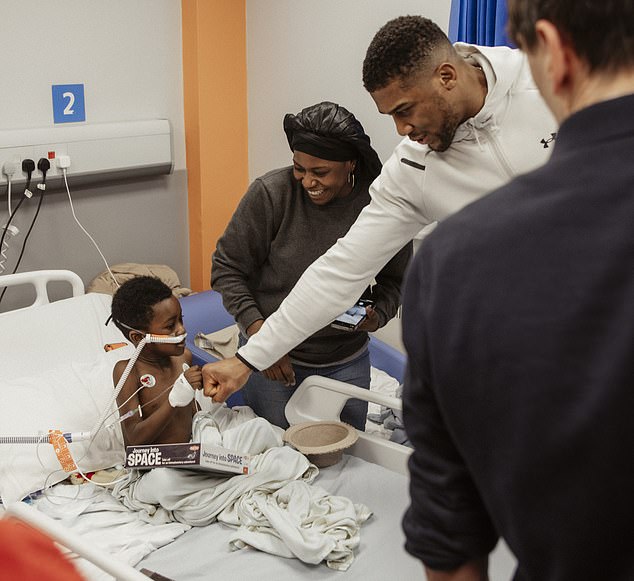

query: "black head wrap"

left=283, top=102, right=382, bottom=180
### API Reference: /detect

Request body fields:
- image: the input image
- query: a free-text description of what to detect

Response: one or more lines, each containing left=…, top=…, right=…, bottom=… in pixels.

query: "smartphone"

left=330, top=298, right=374, bottom=331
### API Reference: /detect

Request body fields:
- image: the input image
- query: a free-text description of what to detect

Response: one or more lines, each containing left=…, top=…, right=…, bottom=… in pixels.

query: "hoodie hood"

left=452, top=44, right=527, bottom=141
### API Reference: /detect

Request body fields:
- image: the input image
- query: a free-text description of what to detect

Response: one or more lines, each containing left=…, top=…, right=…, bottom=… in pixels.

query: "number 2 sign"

left=52, top=84, right=86, bottom=123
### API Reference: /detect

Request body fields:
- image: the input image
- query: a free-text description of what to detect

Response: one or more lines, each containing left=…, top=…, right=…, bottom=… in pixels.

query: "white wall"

left=246, top=1, right=451, bottom=351
left=0, top=0, right=188, bottom=311
left=246, top=0, right=451, bottom=177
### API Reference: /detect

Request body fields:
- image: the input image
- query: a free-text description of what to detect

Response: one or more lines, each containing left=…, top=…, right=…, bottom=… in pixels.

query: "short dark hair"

left=111, top=276, right=173, bottom=336
left=362, top=15, right=453, bottom=93
left=508, top=0, right=634, bottom=72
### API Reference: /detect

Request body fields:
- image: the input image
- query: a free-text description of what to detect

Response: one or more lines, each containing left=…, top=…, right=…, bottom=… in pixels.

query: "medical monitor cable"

left=0, top=160, right=51, bottom=304
left=0, top=332, right=187, bottom=450
left=59, top=158, right=119, bottom=290
left=64, top=332, right=189, bottom=470
left=0, top=157, right=51, bottom=303
left=0, top=333, right=188, bottom=499
left=0, top=194, right=27, bottom=277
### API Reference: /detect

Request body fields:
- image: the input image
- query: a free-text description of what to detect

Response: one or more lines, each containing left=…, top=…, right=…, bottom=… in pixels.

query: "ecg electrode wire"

left=103, top=375, right=201, bottom=434
left=41, top=372, right=193, bottom=499
left=73, top=333, right=187, bottom=466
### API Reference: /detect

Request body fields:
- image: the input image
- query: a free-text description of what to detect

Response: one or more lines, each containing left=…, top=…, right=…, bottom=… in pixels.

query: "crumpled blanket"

left=194, top=324, right=240, bottom=360
left=34, top=483, right=191, bottom=581
left=87, top=263, right=192, bottom=297
left=112, top=405, right=372, bottom=570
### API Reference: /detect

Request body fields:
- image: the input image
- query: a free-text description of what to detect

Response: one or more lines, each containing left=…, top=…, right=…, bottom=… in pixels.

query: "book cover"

left=125, top=442, right=250, bottom=475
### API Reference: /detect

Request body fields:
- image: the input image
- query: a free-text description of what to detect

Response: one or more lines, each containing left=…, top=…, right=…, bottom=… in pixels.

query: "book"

left=125, top=442, right=250, bottom=475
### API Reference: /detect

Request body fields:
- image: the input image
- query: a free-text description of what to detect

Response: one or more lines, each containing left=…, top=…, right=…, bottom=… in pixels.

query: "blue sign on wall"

left=52, top=84, right=86, bottom=123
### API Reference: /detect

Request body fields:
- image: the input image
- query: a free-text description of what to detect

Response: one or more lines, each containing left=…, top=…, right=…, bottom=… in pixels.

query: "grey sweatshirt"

left=212, top=166, right=412, bottom=365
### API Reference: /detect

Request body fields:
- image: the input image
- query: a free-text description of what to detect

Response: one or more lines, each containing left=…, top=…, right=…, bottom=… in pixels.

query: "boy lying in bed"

left=110, top=275, right=203, bottom=446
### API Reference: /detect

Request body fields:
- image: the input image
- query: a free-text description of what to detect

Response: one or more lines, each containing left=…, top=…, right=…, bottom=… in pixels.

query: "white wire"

left=1, top=179, right=12, bottom=275
left=3, top=333, right=188, bottom=500
left=62, top=169, right=119, bottom=290
left=88, top=332, right=187, bottom=441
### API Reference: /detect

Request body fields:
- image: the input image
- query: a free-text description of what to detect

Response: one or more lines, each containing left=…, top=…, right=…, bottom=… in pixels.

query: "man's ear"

left=535, top=19, right=576, bottom=96
left=437, top=62, right=458, bottom=90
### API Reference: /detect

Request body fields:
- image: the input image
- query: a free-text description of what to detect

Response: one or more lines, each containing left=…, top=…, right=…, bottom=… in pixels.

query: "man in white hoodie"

left=202, top=15, right=558, bottom=401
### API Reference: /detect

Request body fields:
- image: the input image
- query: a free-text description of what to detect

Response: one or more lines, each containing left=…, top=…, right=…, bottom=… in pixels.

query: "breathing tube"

left=0, top=332, right=187, bottom=445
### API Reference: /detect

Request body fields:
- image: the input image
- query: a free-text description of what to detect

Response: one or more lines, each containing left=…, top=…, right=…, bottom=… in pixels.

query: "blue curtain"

left=448, top=0, right=514, bottom=47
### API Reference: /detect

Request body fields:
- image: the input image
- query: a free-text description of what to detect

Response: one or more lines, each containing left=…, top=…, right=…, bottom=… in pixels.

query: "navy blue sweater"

left=402, top=94, right=634, bottom=580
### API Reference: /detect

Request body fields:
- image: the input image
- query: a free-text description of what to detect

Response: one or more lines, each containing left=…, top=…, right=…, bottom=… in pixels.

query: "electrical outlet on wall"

left=0, top=120, right=172, bottom=192
left=0, top=147, right=66, bottom=189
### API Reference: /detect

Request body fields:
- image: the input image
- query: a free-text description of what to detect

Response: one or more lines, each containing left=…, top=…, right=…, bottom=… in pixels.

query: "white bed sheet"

left=136, top=454, right=421, bottom=580
left=0, top=271, right=517, bottom=580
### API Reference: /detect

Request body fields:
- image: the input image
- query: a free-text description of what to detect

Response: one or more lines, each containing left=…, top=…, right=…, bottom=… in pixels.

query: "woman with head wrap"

left=211, top=102, right=412, bottom=430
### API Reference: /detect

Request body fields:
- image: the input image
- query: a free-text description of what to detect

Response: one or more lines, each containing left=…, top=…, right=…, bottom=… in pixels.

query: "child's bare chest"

left=135, top=359, right=185, bottom=415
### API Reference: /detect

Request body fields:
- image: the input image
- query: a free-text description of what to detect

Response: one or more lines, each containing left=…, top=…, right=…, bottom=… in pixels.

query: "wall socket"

left=0, top=120, right=173, bottom=192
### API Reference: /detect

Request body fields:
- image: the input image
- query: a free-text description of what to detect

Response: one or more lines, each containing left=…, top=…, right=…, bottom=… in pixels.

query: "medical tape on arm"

left=168, top=366, right=195, bottom=407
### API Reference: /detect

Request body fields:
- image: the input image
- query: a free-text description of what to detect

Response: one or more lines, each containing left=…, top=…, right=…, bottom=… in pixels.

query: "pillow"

left=1, top=292, right=126, bottom=381
left=0, top=354, right=127, bottom=504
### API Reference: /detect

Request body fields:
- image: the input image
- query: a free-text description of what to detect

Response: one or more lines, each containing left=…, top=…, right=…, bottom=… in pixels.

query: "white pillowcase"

left=0, top=291, right=134, bottom=503
left=0, top=355, right=127, bottom=504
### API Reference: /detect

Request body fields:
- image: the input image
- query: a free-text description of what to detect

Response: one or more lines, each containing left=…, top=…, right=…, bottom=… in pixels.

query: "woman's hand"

left=246, top=319, right=265, bottom=337
left=357, top=305, right=380, bottom=332
left=263, top=354, right=296, bottom=386
left=245, top=318, right=295, bottom=385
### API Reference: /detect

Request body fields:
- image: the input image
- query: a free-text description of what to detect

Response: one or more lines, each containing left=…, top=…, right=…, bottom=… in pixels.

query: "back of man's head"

left=508, top=0, right=634, bottom=72
left=362, top=15, right=453, bottom=93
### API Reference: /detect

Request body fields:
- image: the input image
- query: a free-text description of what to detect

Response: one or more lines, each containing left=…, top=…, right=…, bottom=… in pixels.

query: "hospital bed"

left=0, top=269, right=517, bottom=580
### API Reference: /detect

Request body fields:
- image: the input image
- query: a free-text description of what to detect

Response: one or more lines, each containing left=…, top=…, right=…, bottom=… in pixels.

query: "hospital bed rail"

left=0, top=269, right=84, bottom=314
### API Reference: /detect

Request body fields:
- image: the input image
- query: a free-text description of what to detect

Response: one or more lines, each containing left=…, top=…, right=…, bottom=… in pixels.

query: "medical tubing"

left=88, top=335, right=150, bottom=441
left=0, top=187, right=45, bottom=302
left=0, top=195, right=26, bottom=275
left=87, top=332, right=187, bottom=443
left=0, top=432, right=91, bottom=445
left=0, top=235, right=11, bottom=275
left=9, top=186, right=45, bottom=275
left=0, top=333, right=186, bottom=452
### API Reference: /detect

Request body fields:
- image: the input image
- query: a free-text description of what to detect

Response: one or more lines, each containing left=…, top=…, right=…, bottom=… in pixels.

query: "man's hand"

left=262, top=354, right=296, bottom=386
left=202, top=357, right=252, bottom=402
left=425, top=557, right=489, bottom=581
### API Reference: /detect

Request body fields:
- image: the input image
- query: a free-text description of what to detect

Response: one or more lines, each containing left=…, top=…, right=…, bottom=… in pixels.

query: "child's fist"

left=184, top=365, right=203, bottom=390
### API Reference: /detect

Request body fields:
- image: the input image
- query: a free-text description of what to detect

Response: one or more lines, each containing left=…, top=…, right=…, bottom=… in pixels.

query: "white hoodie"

left=240, top=44, right=558, bottom=371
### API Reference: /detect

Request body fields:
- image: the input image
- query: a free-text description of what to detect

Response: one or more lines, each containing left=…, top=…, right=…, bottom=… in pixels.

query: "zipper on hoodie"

left=485, top=128, right=515, bottom=179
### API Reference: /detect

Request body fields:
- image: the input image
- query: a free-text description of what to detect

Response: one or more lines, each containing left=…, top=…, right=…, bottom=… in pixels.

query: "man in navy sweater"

left=401, top=1, right=634, bottom=580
